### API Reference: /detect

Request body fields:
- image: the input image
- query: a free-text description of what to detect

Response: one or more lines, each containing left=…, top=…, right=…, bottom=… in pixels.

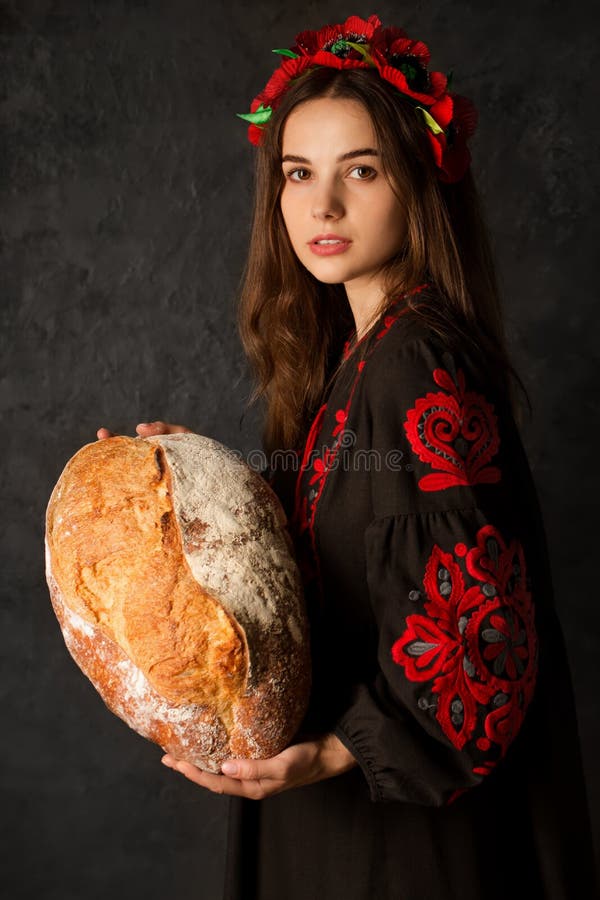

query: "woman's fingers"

left=135, top=422, right=191, bottom=435
left=161, top=755, right=285, bottom=800
left=96, top=422, right=192, bottom=441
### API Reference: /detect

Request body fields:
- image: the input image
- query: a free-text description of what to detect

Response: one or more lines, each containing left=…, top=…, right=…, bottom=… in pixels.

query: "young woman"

left=98, top=14, right=597, bottom=900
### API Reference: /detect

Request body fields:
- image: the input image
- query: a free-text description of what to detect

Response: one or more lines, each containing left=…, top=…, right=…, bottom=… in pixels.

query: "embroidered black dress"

left=222, top=284, right=598, bottom=900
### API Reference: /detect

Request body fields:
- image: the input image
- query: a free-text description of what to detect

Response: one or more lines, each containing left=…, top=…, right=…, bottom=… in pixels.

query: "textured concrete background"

left=1, top=1, right=598, bottom=897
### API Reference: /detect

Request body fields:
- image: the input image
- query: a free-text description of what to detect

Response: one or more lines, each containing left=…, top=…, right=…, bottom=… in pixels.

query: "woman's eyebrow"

left=281, top=148, right=379, bottom=164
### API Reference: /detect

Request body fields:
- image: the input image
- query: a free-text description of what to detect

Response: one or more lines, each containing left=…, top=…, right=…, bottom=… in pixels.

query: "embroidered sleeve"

left=332, top=336, right=540, bottom=805
left=364, top=335, right=515, bottom=517
left=403, top=364, right=501, bottom=490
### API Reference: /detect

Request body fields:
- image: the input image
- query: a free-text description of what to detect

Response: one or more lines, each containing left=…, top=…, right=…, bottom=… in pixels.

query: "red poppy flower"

left=256, top=55, right=315, bottom=106
left=427, top=91, right=453, bottom=128
left=433, top=93, right=479, bottom=183
left=369, top=25, right=417, bottom=60
left=294, top=13, right=382, bottom=57
left=370, top=31, right=446, bottom=110
left=375, top=63, right=445, bottom=106
left=246, top=123, right=263, bottom=147
left=307, top=50, right=372, bottom=72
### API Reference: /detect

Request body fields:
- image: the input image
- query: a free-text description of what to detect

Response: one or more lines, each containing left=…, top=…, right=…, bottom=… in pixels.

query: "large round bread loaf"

left=45, top=433, right=311, bottom=772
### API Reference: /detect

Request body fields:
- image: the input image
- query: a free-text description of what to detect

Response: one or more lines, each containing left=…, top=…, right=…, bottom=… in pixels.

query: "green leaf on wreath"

left=345, top=41, right=375, bottom=64
left=236, top=103, right=273, bottom=125
left=415, top=106, right=443, bottom=135
left=272, top=48, right=299, bottom=59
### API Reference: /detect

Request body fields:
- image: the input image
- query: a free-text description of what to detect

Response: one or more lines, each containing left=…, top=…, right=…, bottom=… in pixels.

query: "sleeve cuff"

left=332, top=721, right=384, bottom=803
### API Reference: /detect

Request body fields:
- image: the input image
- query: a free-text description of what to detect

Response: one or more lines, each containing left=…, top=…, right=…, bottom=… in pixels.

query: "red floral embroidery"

left=404, top=367, right=501, bottom=491
left=332, top=408, right=347, bottom=436
left=293, top=282, right=431, bottom=600
left=293, top=402, right=327, bottom=529
left=375, top=313, right=400, bottom=340
left=391, top=523, right=537, bottom=779
left=297, top=284, right=432, bottom=539
left=293, top=393, right=356, bottom=561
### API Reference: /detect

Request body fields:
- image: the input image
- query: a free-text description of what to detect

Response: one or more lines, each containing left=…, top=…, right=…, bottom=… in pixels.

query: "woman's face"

left=279, top=96, right=408, bottom=297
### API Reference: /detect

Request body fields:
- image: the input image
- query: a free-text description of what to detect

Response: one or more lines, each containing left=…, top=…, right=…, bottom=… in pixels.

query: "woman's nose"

left=311, top=182, right=344, bottom=220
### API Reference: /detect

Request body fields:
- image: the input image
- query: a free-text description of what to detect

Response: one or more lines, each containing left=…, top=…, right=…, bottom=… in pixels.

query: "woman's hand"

left=160, top=732, right=358, bottom=799
left=96, top=421, right=192, bottom=440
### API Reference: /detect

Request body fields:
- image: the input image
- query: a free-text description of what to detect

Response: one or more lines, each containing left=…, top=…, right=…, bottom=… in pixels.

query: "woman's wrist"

left=317, top=732, right=359, bottom=777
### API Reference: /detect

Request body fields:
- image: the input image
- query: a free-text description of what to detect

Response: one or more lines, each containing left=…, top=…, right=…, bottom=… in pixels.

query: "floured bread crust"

left=45, top=434, right=311, bottom=771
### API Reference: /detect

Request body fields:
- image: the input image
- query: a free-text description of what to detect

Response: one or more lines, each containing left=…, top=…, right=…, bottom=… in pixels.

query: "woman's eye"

left=286, top=168, right=311, bottom=181
left=350, top=165, right=375, bottom=179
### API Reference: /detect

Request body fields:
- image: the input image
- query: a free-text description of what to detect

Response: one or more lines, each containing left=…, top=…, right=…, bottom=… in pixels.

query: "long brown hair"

left=236, top=66, right=530, bottom=457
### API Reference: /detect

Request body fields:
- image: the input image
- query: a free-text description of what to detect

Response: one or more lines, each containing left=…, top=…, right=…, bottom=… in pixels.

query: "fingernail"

left=221, top=761, right=238, bottom=776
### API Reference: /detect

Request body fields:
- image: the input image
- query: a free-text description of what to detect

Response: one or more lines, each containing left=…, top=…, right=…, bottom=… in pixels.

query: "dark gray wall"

left=1, top=1, right=598, bottom=898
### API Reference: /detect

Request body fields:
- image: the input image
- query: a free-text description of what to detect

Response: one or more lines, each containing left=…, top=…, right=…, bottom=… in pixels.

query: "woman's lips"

left=308, top=240, right=352, bottom=256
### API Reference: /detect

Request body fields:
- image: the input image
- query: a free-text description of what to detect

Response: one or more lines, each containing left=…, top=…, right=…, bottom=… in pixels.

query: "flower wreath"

left=236, top=13, right=478, bottom=184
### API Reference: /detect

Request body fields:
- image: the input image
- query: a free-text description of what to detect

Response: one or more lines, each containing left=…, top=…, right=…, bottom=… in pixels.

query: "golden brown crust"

left=45, top=434, right=310, bottom=770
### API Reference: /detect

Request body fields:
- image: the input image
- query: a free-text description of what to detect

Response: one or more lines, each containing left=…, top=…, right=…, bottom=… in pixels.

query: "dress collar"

left=341, top=282, right=432, bottom=362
